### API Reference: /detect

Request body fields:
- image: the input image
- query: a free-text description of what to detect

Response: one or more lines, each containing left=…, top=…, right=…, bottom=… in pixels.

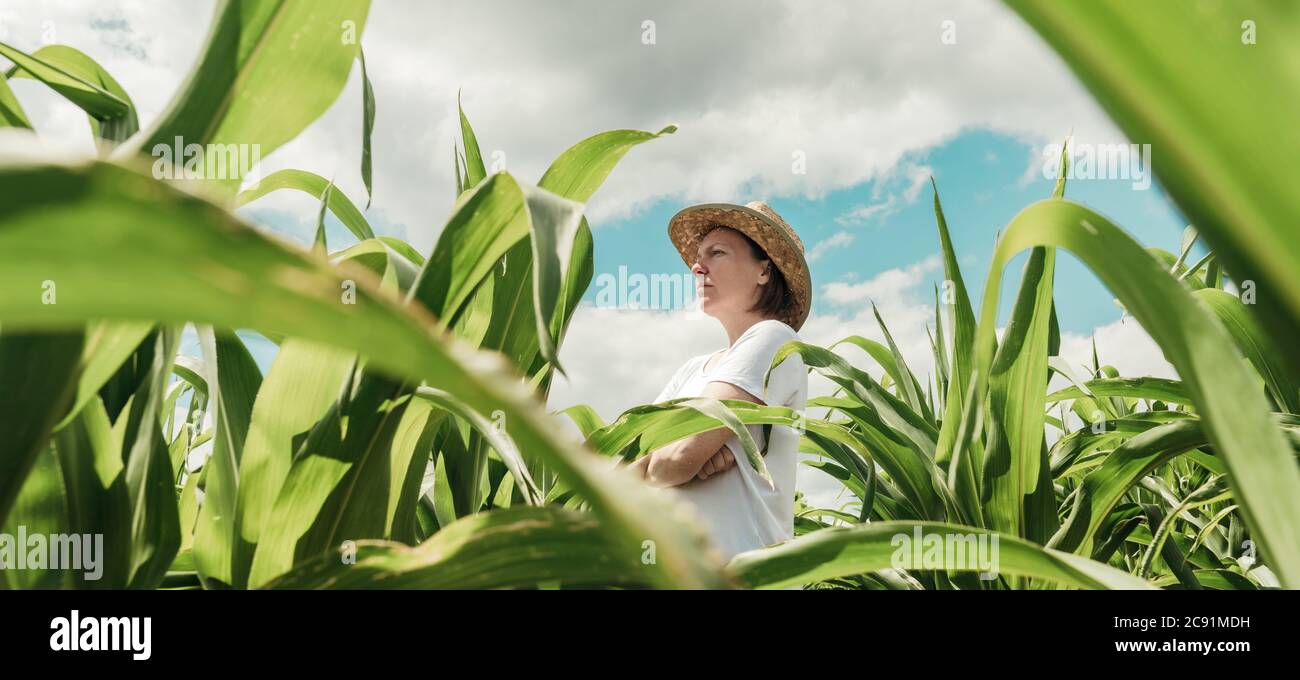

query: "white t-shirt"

left=651, top=318, right=807, bottom=561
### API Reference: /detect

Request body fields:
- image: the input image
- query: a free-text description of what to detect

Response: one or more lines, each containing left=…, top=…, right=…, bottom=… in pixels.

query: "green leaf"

left=54, top=397, right=132, bottom=587
left=1195, top=288, right=1299, bottom=414
left=0, top=73, right=31, bottom=128
left=587, top=400, right=794, bottom=459
left=0, top=330, right=83, bottom=528
left=192, top=328, right=263, bottom=587
left=671, top=397, right=770, bottom=485
left=0, top=42, right=130, bottom=121
left=116, top=328, right=181, bottom=588
left=2, top=443, right=70, bottom=588
left=6, top=44, right=139, bottom=147
left=557, top=404, right=606, bottom=439
left=358, top=46, right=374, bottom=209
left=727, top=520, right=1155, bottom=590
left=931, top=178, right=978, bottom=460
left=118, top=0, right=372, bottom=196
left=1138, top=503, right=1200, bottom=589
left=829, top=335, right=914, bottom=406
left=331, top=237, right=422, bottom=295
left=457, top=90, right=486, bottom=189
left=520, top=182, right=583, bottom=377
left=529, top=125, right=682, bottom=395
left=233, top=340, right=354, bottom=588
left=235, top=168, right=376, bottom=241
left=253, top=172, right=589, bottom=579
left=384, top=399, right=442, bottom=543
left=55, top=322, right=154, bottom=430
left=312, top=179, right=334, bottom=255
left=928, top=179, right=986, bottom=531
left=266, top=506, right=654, bottom=589
left=806, top=396, right=946, bottom=521
left=413, top=173, right=583, bottom=376
left=869, top=305, right=933, bottom=423
left=451, top=141, right=464, bottom=196
left=982, top=244, right=1056, bottom=542
left=537, top=125, right=677, bottom=203
left=430, top=450, right=457, bottom=529
left=1046, top=377, right=1190, bottom=407
left=508, top=125, right=679, bottom=394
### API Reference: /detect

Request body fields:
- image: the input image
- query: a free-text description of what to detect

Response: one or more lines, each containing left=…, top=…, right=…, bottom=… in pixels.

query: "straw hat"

left=668, top=200, right=812, bottom=331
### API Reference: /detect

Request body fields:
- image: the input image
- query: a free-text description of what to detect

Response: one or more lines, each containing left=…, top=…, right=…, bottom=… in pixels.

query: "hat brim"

left=668, top=202, right=812, bottom=331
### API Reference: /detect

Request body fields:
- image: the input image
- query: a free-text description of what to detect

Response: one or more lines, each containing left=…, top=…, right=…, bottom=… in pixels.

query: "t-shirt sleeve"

left=707, top=322, right=803, bottom=406
left=652, top=357, right=692, bottom=403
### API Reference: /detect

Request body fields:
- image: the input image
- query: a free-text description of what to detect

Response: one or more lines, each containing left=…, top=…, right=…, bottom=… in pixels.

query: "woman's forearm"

left=639, top=434, right=732, bottom=487
left=626, top=450, right=682, bottom=487
left=643, top=447, right=693, bottom=487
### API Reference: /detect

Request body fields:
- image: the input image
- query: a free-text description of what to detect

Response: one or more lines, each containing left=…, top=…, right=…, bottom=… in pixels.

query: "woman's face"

left=691, top=227, right=770, bottom=320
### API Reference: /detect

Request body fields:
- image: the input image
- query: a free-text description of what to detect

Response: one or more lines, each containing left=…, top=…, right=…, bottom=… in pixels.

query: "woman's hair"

left=707, top=225, right=793, bottom=321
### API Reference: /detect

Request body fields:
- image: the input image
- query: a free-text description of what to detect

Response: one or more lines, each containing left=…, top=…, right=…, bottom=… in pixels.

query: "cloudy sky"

left=2, top=1, right=1192, bottom=508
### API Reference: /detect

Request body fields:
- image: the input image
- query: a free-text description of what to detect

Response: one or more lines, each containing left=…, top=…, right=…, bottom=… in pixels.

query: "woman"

left=624, top=200, right=811, bottom=561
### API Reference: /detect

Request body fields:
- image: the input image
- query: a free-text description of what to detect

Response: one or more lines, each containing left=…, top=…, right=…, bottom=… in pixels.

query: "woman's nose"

left=691, top=261, right=706, bottom=277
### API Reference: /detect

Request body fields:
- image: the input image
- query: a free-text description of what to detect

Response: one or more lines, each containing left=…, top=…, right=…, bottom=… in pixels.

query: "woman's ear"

left=758, top=260, right=771, bottom=284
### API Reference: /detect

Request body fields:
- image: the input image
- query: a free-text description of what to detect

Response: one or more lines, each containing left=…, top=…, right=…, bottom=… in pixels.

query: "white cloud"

left=902, top=164, right=934, bottom=202
left=1056, top=317, right=1177, bottom=383
left=835, top=195, right=898, bottom=226
left=821, top=254, right=943, bottom=306
left=547, top=305, right=721, bottom=422
left=806, top=230, right=855, bottom=263
left=835, top=162, right=932, bottom=226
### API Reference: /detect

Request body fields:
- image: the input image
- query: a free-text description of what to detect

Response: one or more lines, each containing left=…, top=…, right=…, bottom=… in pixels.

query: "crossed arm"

left=624, top=380, right=764, bottom=487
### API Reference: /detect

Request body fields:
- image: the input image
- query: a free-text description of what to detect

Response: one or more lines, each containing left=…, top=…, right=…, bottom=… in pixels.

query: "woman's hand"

left=696, top=445, right=736, bottom=481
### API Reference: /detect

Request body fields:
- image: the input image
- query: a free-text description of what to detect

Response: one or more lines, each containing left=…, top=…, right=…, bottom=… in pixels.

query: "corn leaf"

left=265, top=506, right=654, bottom=589
left=0, top=331, right=83, bottom=528
left=118, top=0, right=372, bottom=196
left=728, top=521, right=1155, bottom=590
